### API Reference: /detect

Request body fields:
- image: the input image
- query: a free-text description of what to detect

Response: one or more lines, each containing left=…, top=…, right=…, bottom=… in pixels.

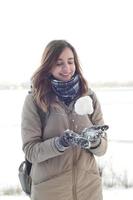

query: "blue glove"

left=81, top=125, right=109, bottom=148
left=54, top=129, right=89, bottom=151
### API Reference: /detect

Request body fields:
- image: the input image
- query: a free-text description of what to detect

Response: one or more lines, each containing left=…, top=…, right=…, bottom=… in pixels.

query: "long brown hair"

left=31, top=40, right=89, bottom=111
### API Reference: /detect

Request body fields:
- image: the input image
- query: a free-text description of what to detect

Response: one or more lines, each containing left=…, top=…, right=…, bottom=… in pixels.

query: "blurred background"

left=0, top=0, right=133, bottom=199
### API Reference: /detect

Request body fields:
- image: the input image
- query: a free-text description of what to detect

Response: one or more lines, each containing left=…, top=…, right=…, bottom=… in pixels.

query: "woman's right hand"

left=54, top=130, right=89, bottom=152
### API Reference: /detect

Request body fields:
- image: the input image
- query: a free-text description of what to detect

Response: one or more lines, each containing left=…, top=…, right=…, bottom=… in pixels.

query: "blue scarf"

left=51, top=74, right=80, bottom=105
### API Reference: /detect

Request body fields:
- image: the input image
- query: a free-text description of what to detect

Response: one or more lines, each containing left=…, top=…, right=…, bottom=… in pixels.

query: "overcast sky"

left=0, top=0, right=133, bottom=83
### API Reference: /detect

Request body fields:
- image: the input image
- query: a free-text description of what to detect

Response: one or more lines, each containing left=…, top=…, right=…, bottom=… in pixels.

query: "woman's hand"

left=80, top=125, right=109, bottom=149
left=54, top=129, right=89, bottom=151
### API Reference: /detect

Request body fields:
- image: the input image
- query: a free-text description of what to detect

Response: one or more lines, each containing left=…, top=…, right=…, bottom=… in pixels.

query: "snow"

left=75, top=96, right=94, bottom=115
left=0, top=188, right=133, bottom=200
left=0, top=195, right=29, bottom=200
left=103, top=188, right=133, bottom=199
left=0, top=88, right=133, bottom=199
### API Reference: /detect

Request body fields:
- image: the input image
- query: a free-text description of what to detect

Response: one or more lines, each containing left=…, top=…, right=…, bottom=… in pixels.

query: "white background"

left=0, top=0, right=133, bottom=83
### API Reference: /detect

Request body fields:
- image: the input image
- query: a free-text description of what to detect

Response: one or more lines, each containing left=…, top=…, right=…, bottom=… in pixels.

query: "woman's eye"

left=56, top=63, right=63, bottom=66
left=68, top=61, right=74, bottom=65
left=56, top=61, right=74, bottom=66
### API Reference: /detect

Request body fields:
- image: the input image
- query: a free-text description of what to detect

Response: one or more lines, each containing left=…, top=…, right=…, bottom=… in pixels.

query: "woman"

left=21, top=40, right=108, bottom=200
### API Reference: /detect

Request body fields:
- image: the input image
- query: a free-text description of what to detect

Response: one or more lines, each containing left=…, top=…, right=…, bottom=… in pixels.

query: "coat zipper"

left=72, top=117, right=77, bottom=200
left=67, top=107, right=78, bottom=200
left=72, top=147, right=77, bottom=200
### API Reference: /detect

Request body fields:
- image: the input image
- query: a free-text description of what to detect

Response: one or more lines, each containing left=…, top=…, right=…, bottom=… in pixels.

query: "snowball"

left=74, top=96, right=94, bottom=115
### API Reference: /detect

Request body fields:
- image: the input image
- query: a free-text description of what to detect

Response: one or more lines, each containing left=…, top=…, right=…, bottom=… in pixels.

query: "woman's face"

left=50, top=47, right=76, bottom=81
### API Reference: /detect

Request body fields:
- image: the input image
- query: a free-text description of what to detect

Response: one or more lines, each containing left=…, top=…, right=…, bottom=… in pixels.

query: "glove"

left=54, top=129, right=89, bottom=152
left=81, top=125, right=109, bottom=148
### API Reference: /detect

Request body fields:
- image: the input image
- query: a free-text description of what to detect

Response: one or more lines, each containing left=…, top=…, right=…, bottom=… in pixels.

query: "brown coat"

left=21, top=89, right=107, bottom=200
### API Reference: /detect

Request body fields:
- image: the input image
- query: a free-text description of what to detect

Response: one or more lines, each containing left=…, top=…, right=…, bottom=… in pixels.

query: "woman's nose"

left=62, top=63, right=70, bottom=72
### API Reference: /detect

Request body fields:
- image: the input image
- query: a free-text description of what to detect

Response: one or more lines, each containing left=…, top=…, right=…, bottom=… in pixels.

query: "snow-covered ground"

left=0, top=188, right=133, bottom=200
left=0, top=88, right=133, bottom=198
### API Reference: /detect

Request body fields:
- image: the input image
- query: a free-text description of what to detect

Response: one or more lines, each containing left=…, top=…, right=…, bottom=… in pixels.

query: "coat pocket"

left=76, top=169, right=103, bottom=200
left=31, top=170, right=72, bottom=200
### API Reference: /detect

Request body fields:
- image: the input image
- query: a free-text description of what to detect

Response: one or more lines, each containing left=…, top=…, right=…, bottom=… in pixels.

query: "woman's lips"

left=59, top=72, right=74, bottom=80
left=61, top=74, right=70, bottom=76
left=60, top=72, right=72, bottom=76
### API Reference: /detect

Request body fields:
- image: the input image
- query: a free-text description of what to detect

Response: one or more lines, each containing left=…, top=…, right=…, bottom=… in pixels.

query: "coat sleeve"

left=21, top=94, right=63, bottom=164
left=88, top=89, right=108, bottom=156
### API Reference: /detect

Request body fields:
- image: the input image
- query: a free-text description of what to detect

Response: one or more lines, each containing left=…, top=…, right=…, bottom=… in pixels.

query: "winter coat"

left=21, top=89, right=107, bottom=200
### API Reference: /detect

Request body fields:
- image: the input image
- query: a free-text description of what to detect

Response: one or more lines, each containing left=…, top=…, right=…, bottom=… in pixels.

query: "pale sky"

left=0, top=0, right=133, bottom=83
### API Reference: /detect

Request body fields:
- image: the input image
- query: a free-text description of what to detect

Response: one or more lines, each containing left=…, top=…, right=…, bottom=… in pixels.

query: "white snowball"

left=74, top=96, right=94, bottom=115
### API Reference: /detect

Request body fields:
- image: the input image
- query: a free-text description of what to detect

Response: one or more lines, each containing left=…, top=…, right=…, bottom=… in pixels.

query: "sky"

left=0, top=0, right=133, bottom=84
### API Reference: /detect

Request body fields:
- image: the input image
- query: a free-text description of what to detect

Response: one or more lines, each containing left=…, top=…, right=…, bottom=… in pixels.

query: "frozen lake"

left=0, top=88, right=133, bottom=193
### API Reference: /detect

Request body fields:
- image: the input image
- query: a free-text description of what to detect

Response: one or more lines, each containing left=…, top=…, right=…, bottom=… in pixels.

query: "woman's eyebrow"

left=57, top=57, right=74, bottom=62
left=57, top=57, right=74, bottom=60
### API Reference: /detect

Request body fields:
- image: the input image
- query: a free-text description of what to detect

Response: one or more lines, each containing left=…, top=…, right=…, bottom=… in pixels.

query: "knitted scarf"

left=51, top=74, right=80, bottom=105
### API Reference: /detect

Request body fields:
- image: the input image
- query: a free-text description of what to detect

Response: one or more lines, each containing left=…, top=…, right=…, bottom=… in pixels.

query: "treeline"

left=0, top=81, right=133, bottom=90
left=90, top=81, right=133, bottom=88
left=0, top=82, right=30, bottom=90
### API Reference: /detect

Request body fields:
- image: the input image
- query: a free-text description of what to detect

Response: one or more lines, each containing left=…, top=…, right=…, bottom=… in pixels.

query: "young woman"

left=21, top=40, right=108, bottom=200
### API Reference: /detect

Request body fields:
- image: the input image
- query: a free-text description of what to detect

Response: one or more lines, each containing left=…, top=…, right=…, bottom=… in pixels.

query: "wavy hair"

left=31, top=40, right=89, bottom=111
